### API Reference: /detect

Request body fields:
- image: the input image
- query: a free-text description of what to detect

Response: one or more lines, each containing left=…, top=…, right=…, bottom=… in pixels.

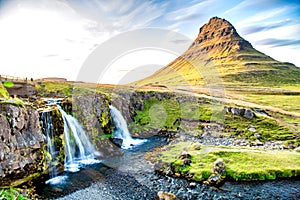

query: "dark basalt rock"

left=0, top=104, right=45, bottom=186
left=109, top=137, right=123, bottom=148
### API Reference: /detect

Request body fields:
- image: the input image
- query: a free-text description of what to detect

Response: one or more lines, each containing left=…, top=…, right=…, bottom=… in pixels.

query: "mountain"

left=134, top=17, right=300, bottom=88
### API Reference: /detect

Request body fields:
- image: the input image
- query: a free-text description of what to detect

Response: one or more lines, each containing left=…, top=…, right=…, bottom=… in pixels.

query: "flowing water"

left=41, top=100, right=99, bottom=185
left=109, top=105, right=146, bottom=149
left=40, top=112, right=58, bottom=180
left=57, top=105, right=99, bottom=173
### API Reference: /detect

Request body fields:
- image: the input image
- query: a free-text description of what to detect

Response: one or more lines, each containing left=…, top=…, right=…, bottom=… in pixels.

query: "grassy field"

left=155, top=142, right=300, bottom=181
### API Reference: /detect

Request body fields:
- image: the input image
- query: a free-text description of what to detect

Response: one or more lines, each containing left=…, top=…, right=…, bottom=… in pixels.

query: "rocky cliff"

left=0, top=103, right=45, bottom=186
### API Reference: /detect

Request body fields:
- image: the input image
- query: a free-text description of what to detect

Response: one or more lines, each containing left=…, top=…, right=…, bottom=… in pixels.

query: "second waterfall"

left=109, top=105, right=146, bottom=149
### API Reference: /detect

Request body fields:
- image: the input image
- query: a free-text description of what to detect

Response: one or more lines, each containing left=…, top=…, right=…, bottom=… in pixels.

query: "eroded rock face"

left=0, top=104, right=45, bottom=186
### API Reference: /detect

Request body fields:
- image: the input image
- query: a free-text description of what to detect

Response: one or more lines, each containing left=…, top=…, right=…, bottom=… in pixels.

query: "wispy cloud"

left=241, top=19, right=292, bottom=34
left=165, top=0, right=215, bottom=22
left=256, top=38, right=300, bottom=47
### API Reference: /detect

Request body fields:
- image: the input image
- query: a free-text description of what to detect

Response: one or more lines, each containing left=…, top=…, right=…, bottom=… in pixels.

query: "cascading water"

left=109, top=105, right=146, bottom=149
left=41, top=99, right=99, bottom=184
left=57, top=105, right=99, bottom=173
left=40, top=112, right=58, bottom=181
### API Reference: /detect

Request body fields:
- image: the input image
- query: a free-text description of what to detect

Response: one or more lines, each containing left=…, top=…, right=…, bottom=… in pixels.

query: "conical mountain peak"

left=134, top=17, right=299, bottom=87
left=190, top=17, right=253, bottom=54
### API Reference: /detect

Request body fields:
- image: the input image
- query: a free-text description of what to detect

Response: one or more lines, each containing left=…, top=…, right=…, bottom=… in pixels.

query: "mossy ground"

left=0, top=188, right=27, bottom=200
left=156, top=142, right=300, bottom=181
left=0, top=82, right=9, bottom=98
left=129, top=94, right=299, bottom=144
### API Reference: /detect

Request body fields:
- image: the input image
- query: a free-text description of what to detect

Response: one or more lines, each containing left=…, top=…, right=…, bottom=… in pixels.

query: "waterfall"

left=109, top=105, right=146, bottom=149
left=40, top=112, right=57, bottom=178
left=57, top=105, right=98, bottom=172
left=41, top=99, right=100, bottom=184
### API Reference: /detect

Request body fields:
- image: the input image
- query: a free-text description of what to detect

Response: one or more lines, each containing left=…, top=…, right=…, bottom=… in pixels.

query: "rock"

left=199, top=162, right=204, bottom=166
left=157, top=191, right=177, bottom=200
left=0, top=104, right=45, bottom=186
left=239, top=108, right=246, bottom=116
left=179, top=151, right=191, bottom=159
left=205, top=158, right=226, bottom=187
left=109, top=137, right=123, bottom=148
left=225, top=107, right=232, bottom=113
left=212, top=158, right=226, bottom=175
left=192, top=142, right=201, bottom=150
left=183, top=158, right=192, bottom=166
left=231, top=108, right=241, bottom=115
left=244, top=109, right=254, bottom=119
left=204, top=173, right=225, bottom=187
left=295, top=146, right=300, bottom=153
left=189, top=182, right=197, bottom=188
left=248, top=125, right=256, bottom=132
left=254, top=133, right=261, bottom=139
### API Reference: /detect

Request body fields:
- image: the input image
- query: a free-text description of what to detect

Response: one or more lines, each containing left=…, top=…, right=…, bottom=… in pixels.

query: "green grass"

left=0, top=98, right=27, bottom=108
left=131, top=94, right=298, bottom=143
left=39, top=82, right=72, bottom=96
left=134, top=97, right=181, bottom=130
left=157, top=142, right=300, bottom=181
left=0, top=82, right=9, bottom=98
left=244, top=94, right=300, bottom=114
left=223, top=67, right=300, bottom=88
left=224, top=113, right=298, bottom=142
left=2, top=81, right=14, bottom=88
left=0, top=188, right=28, bottom=200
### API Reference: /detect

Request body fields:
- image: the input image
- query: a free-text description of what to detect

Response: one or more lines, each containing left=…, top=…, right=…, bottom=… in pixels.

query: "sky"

left=0, top=0, right=299, bottom=84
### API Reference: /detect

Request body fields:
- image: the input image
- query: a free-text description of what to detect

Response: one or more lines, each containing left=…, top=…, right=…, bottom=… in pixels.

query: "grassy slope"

left=129, top=94, right=299, bottom=145
left=156, top=142, right=300, bottom=181
left=0, top=82, right=9, bottom=98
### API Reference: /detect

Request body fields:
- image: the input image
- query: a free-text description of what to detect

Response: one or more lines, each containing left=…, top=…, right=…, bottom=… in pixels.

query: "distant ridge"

left=134, top=17, right=300, bottom=88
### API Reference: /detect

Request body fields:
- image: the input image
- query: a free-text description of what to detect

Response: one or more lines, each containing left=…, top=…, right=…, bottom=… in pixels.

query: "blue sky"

left=0, top=0, right=299, bottom=83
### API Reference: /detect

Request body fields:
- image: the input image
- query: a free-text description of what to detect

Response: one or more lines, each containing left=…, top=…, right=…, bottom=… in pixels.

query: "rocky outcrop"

left=0, top=103, right=45, bottom=186
left=226, top=107, right=255, bottom=119
left=191, top=17, right=253, bottom=55
left=204, top=158, right=226, bottom=187
left=4, top=82, right=37, bottom=98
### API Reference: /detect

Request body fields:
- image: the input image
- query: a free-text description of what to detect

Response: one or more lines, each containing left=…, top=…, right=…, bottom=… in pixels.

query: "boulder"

left=212, top=158, right=226, bottom=175
left=179, top=151, right=191, bottom=159
left=109, top=137, right=123, bottom=148
left=204, top=158, right=226, bottom=187
left=231, top=108, right=241, bottom=115
left=157, top=191, right=177, bottom=200
left=244, top=109, right=254, bottom=119
left=204, top=173, right=225, bottom=187
left=183, top=158, right=192, bottom=166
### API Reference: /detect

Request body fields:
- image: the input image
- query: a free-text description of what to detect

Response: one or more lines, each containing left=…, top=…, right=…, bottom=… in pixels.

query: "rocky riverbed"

left=33, top=136, right=300, bottom=200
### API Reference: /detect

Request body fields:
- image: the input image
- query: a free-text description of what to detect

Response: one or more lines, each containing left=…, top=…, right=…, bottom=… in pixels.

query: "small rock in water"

left=157, top=191, right=177, bottom=200
left=189, top=182, right=197, bottom=188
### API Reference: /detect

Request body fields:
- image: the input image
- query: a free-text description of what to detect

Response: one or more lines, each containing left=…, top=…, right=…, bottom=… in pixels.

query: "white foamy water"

left=45, top=175, right=68, bottom=185
left=109, top=105, right=146, bottom=149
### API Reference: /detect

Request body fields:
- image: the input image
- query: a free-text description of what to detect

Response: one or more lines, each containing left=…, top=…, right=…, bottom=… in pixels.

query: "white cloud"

left=0, top=0, right=168, bottom=81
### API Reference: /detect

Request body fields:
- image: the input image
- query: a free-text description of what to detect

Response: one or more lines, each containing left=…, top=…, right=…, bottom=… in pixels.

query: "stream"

left=33, top=136, right=300, bottom=200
